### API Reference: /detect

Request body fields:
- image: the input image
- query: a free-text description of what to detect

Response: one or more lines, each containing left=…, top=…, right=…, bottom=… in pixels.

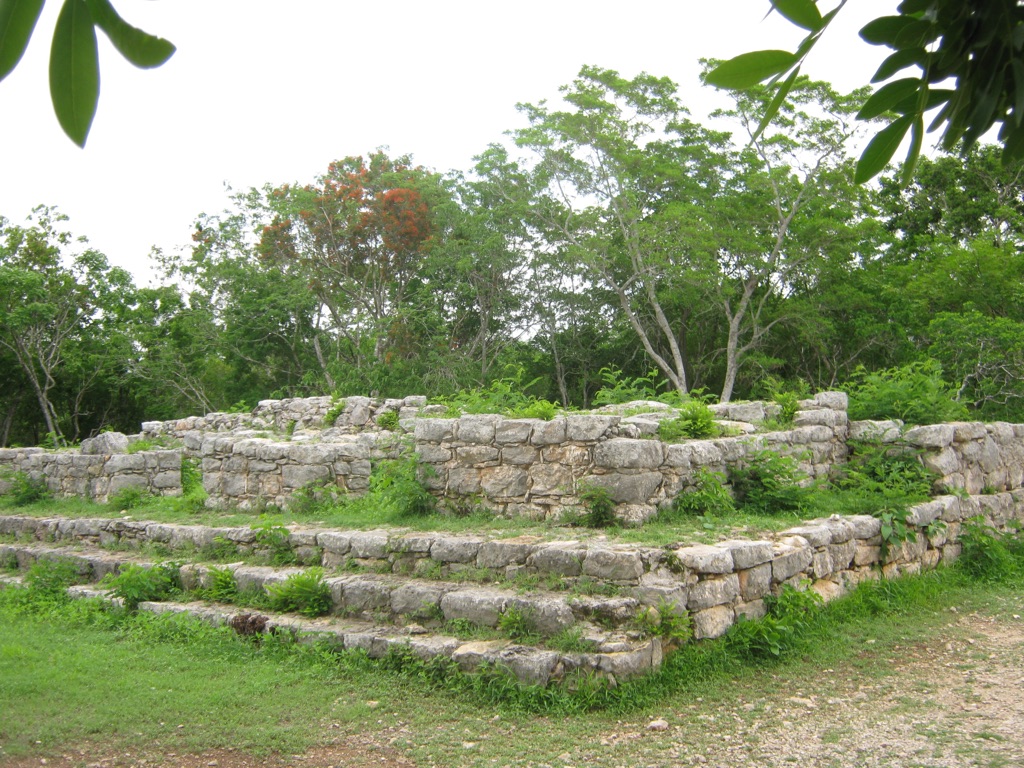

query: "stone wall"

left=3, top=390, right=1024, bottom=520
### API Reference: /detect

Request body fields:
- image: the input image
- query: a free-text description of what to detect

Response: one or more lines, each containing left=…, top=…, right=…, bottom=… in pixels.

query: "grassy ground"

left=2, top=544, right=1022, bottom=767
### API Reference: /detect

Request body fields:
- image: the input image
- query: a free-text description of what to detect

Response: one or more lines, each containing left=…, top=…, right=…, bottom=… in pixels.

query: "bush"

left=845, top=360, right=968, bottom=425
left=836, top=439, right=934, bottom=502
left=432, top=367, right=558, bottom=420
left=730, top=450, right=809, bottom=515
left=658, top=399, right=718, bottom=441
left=102, top=563, right=181, bottom=610
left=108, top=486, right=152, bottom=511
left=3, top=472, right=51, bottom=506
left=725, top=584, right=822, bottom=659
left=252, top=519, right=298, bottom=566
left=668, top=468, right=736, bottom=518
left=577, top=484, right=617, bottom=528
left=956, top=518, right=1024, bottom=584
left=593, top=367, right=682, bottom=406
left=266, top=568, right=331, bottom=617
left=370, top=456, right=436, bottom=518
left=375, top=410, right=400, bottom=431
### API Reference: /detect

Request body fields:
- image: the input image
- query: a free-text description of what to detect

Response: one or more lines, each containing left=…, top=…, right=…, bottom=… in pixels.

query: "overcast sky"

left=0, top=1, right=895, bottom=284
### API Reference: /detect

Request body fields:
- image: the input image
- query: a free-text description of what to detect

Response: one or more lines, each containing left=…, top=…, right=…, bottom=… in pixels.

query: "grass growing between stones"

left=2, top=534, right=1022, bottom=765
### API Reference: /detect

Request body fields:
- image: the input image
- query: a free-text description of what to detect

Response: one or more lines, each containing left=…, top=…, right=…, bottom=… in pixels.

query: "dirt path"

left=5, top=612, right=1023, bottom=768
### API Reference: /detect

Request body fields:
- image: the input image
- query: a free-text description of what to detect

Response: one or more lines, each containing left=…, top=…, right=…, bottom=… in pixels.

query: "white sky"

left=0, top=1, right=895, bottom=284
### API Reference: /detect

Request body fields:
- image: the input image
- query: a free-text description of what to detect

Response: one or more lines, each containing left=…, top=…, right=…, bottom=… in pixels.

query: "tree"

left=0, top=207, right=135, bottom=444
left=706, top=0, right=1024, bottom=183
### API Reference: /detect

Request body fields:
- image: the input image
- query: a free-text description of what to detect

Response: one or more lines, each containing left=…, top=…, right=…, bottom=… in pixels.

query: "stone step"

left=0, top=573, right=662, bottom=687
left=0, top=514, right=666, bottom=590
left=0, top=541, right=659, bottom=641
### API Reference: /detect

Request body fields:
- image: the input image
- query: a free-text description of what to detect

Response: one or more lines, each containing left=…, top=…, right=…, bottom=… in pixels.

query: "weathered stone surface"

left=451, top=639, right=511, bottom=672
left=527, top=545, right=584, bottom=577
left=673, top=544, right=733, bottom=574
left=687, top=574, right=739, bottom=610
left=478, top=466, right=529, bottom=498
left=531, top=419, right=567, bottom=445
left=846, top=515, right=882, bottom=539
left=500, top=445, right=539, bottom=466
left=477, top=538, right=537, bottom=569
left=565, top=415, right=619, bottom=441
left=738, top=563, right=772, bottom=601
left=440, top=590, right=507, bottom=626
left=528, top=464, right=573, bottom=496
left=691, top=605, right=734, bottom=639
left=772, top=538, right=813, bottom=582
left=584, top=472, right=662, bottom=505
left=582, top=548, right=644, bottom=583
left=81, top=432, right=129, bottom=455
left=593, top=439, right=663, bottom=469
left=348, top=530, right=389, bottom=559
left=781, top=524, right=832, bottom=547
left=447, top=468, right=482, bottom=495
left=905, top=424, right=955, bottom=448
left=431, top=536, right=483, bottom=564
left=506, top=596, right=575, bottom=636
left=413, top=418, right=456, bottom=443
left=734, top=599, right=767, bottom=621
left=389, top=583, right=445, bottom=616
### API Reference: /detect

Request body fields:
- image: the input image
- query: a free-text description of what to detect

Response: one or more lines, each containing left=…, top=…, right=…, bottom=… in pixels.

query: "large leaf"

left=49, top=0, right=99, bottom=147
left=85, top=0, right=174, bottom=69
left=704, top=50, right=798, bottom=90
left=872, top=48, right=926, bottom=83
left=0, top=0, right=45, bottom=81
left=770, top=0, right=823, bottom=32
left=752, top=65, right=801, bottom=142
left=857, top=78, right=922, bottom=119
left=860, top=16, right=932, bottom=48
left=855, top=115, right=913, bottom=183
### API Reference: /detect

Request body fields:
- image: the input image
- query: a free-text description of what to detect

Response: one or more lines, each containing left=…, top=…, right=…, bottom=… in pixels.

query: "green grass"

left=1, top=547, right=1022, bottom=765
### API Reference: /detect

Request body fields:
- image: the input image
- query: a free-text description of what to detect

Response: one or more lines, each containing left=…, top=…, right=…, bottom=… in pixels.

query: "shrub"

left=179, top=457, right=207, bottom=512
left=498, top=605, right=539, bottom=643
left=658, top=399, right=718, bottom=441
left=729, top=450, right=809, bottom=515
left=369, top=456, right=436, bottom=518
left=375, top=410, right=400, bottom=431
left=4, top=472, right=51, bottom=506
left=201, top=565, right=238, bottom=602
left=577, top=484, right=617, bottom=528
left=836, top=439, right=934, bottom=502
left=266, top=568, right=332, bottom=617
left=108, top=486, right=152, bottom=511
left=252, top=519, right=298, bottom=566
left=844, top=360, right=968, bottom=425
left=669, top=468, right=736, bottom=518
left=102, top=563, right=180, bottom=610
left=592, top=367, right=683, bottom=406
left=323, top=397, right=347, bottom=427
left=24, top=559, right=81, bottom=600
left=725, top=584, right=822, bottom=659
left=432, top=366, right=558, bottom=420
left=956, top=518, right=1024, bottom=584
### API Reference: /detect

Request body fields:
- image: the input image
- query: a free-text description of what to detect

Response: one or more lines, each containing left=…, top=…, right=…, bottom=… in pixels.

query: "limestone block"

left=455, top=445, right=500, bottom=465
left=812, top=550, right=834, bottom=579
left=816, top=516, right=856, bottom=543
left=528, top=464, right=573, bottom=496
left=582, top=548, right=644, bottom=583
left=340, top=578, right=392, bottom=611
left=447, top=468, right=482, bottom=495
left=846, top=515, right=882, bottom=539
left=664, top=444, right=692, bottom=470
left=500, top=445, right=539, bottom=465
left=456, top=415, right=499, bottom=444
left=734, top=599, right=767, bottom=621
left=441, top=589, right=508, bottom=626
left=905, top=500, right=943, bottom=526
left=782, top=524, right=832, bottom=547
left=452, top=639, right=512, bottom=672
left=477, top=538, right=537, bottom=569
left=854, top=543, right=881, bottom=566
left=923, top=447, right=959, bottom=477
left=584, top=472, right=661, bottom=505
left=348, top=530, right=390, bottom=559
left=105, top=454, right=146, bottom=472
left=108, top=475, right=148, bottom=495
left=413, top=418, right=456, bottom=443
left=393, top=533, right=435, bottom=554
left=684, top=440, right=724, bottom=468
left=811, top=579, right=844, bottom=603
left=793, top=409, right=839, bottom=428
left=593, top=438, right=663, bottom=469
left=222, top=473, right=247, bottom=498
left=772, top=538, right=813, bottom=582
left=813, top=391, right=848, bottom=411
left=691, top=605, right=735, bottom=639
left=494, top=419, right=534, bottom=444
left=565, top=414, right=619, bottom=441
left=596, top=640, right=661, bottom=680
left=738, top=563, right=772, bottom=601
left=904, top=424, right=954, bottom=448
left=541, top=445, right=591, bottom=466
left=506, top=596, right=575, bottom=636
left=527, top=545, right=584, bottom=577
left=673, top=544, right=733, bottom=574
left=280, top=463, right=329, bottom=490
left=718, top=540, right=773, bottom=570
left=531, top=419, right=568, bottom=446
left=431, top=536, right=484, bottom=564
left=827, top=540, right=857, bottom=570
left=80, top=432, right=129, bottom=455
left=687, top=573, right=739, bottom=610
left=952, top=422, right=987, bottom=441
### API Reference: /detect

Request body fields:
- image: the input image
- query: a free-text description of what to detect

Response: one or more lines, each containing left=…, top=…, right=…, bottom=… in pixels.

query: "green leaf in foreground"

left=704, top=50, right=798, bottom=90
left=0, top=0, right=45, bottom=81
left=85, top=0, right=175, bottom=69
left=49, top=0, right=99, bottom=147
left=770, top=0, right=823, bottom=32
left=854, top=114, right=912, bottom=183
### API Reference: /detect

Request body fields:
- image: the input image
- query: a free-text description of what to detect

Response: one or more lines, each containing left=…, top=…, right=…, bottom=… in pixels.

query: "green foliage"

left=252, top=518, right=297, bottom=566
left=368, top=456, right=436, bottom=518
left=107, top=485, right=151, bottom=511
left=657, top=399, right=718, bottom=442
left=577, top=484, right=617, bottom=528
left=266, top=568, right=331, bottom=617
left=725, top=584, right=823, bottom=660
left=956, top=518, right=1024, bottom=584
left=729, top=450, right=810, bottom=515
left=178, top=457, right=207, bottom=513
left=24, top=558, right=80, bottom=600
left=545, top=627, right=598, bottom=654
left=592, top=367, right=682, bottom=407
left=845, top=361, right=968, bottom=425
left=102, top=562, right=180, bottom=610
left=434, top=367, right=558, bottom=420
left=634, top=603, right=692, bottom=646
left=375, top=410, right=400, bottom=431
left=875, top=505, right=916, bottom=561
left=668, top=468, right=736, bottom=519
left=199, top=565, right=238, bottom=603
left=497, top=605, right=539, bottom=643
left=323, top=398, right=347, bottom=427
left=3, top=472, right=51, bottom=506
left=836, top=439, right=934, bottom=503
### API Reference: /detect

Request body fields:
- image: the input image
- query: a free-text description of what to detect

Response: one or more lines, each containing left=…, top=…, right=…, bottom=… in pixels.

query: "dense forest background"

left=2, top=67, right=1023, bottom=448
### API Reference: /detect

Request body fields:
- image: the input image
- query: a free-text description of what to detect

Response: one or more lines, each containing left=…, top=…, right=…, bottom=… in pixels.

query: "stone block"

left=447, top=468, right=482, bottom=495
left=480, top=466, right=529, bottom=498
left=500, top=445, right=539, bottom=465
left=494, top=419, right=534, bottom=444
left=340, top=578, right=393, bottom=612
left=582, top=548, right=644, bottom=583
left=687, top=573, right=739, bottom=610
left=348, top=530, right=389, bottom=559
left=81, top=432, right=129, bottom=455
left=584, top=471, right=662, bottom=505
left=737, top=563, right=772, bottom=601
left=455, top=445, right=500, bottom=465
left=691, top=605, right=734, bottom=639
left=527, top=545, right=584, bottom=577
left=734, top=599, right=767, bottom=621
left=565, top=414, right=619, bottom=441
left=431, top=536, right=484, bottom=564
left=593, top=438, right=663, bottom=469
left=673, top=543, right=733, bottom=574
left=531, top=419, right=567, bottom=445
left=477, top=538, right=537, bottom=569
left=280, top=464, right=329, bottom=490
left=528, top=464, right=573, bottom=496
left=413, top=418, right=456, bottom=443
left=441, top=590, right=508, bottom=626
left=772, top=539, right=813, bottom=582
left=904, top=424, right=955, bottom=448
